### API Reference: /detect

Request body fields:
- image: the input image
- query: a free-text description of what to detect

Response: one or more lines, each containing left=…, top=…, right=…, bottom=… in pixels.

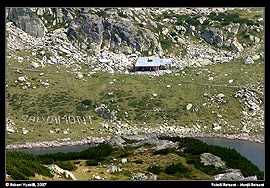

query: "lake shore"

left=6, top=132, right=264, bottom=150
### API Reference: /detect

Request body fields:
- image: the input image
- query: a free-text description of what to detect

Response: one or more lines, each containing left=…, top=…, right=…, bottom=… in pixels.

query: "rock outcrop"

left=213, top=169, right=257, bottom=180
left=48, top=164, right=76, bottom=180
left=7, top=8, right=46, bottom=38
left=132, top=172, right=148, bottom=180
left=94, top=104, right=117, bottom=122
left=67, top=15, right=163, bottom=56
left=200, top=153, right=226, bottom=169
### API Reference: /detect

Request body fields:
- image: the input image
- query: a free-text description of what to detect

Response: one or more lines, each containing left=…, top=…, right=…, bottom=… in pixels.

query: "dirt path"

left=181, top=80, right=244, bottom=89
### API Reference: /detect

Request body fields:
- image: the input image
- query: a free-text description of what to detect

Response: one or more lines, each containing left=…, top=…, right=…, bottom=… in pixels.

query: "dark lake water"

left=197, top=137, right=264, bottom=172
left=16, top=144, right=94, bottom=155
left=16, top=137, right=264, bottom=171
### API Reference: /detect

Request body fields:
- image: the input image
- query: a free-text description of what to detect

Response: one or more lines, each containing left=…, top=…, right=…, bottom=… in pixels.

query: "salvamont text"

left=21, top=115, right=93, bottom=125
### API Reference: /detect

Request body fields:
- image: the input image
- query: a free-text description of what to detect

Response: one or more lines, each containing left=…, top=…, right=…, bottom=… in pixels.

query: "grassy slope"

left=6, top=8, right=264, bottom=144
left=6, top=53, right=264, bottom=144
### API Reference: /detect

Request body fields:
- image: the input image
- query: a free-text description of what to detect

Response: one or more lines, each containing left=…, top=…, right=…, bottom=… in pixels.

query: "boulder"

left=150, top=175, right=157, bottom=180
left=200, top=153, right=226, bottom=169
left=212, top=123, right=222, bottom=131
left=76, top=72, right=83, bottom=79
left=217, top=93, right=225, bottom=98
left=48, top=164, right=76, bottom=180
left=17, top=76, right=26, bottom=82
left=94, top=104, right=117, bottom=121
left=133, top=172, right=148, bottom=180
left=244, top=57, right=255, bottom=64
left=121, top=158, right=128, bottom=164
left=231, top=40, right=244, bottom=52
left=39, top=51, right=46, bottom=56
left=29, top=62, right=39, bottom=68
left=58, top=46, right=71, bottom=54
left=186, top=103, right=193, bottom=111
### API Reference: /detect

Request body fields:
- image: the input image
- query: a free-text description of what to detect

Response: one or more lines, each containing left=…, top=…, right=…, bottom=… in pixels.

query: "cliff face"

left=66, top=14, right=163, bottom=56
left=6, top=7, right=264, bottom=60
left=7, top=8, right=47, bottom=38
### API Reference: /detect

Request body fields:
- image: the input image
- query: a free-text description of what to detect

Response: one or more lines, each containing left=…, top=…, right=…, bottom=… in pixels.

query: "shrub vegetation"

left=147, top=165, right=162, bottom=175
left=6, top=151, right=53, bottom=180
left=165, top=162, right=190, bottom=174
left=38, top=143, right=113, bottom=163
left=159, top=136, right=264, bottom=180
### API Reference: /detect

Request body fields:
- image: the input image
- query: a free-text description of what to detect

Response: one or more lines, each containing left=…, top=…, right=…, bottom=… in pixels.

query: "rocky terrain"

left=7, top=136, right=261, bottom=181
left=6, top=7, right=264, bottom=149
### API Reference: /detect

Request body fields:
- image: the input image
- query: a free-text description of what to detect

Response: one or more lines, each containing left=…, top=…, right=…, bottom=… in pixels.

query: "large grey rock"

left=200, top=153, right=226, bottom=169
left=201, top=27, right=223, bottom=45
left=7, top=8, right=46, bottom=38
left=94, top=104, right=117, bottom=121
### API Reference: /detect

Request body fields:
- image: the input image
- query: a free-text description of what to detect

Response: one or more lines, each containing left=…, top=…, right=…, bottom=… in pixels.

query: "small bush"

left=153, top=148, right=174, bottom=155
left=94, top=156, right=106, bottom=162
left=186, top=17, right=200, bottom=26
left=86, top=160, right=98, bottom=166
left=96, top=10, right=108, bottom=18
left=186, top=159, right=196, bottom=164
left=82, top=99, right=92, bottom=106
left=165, top=162, right=190, bottom=174
left=134, top=160, right=143, bottom=164
left=119, top=152, right=130, bottom=158
left=147, top=165, right=162, bottom=175
left=55, top=161, right=77, bottom=171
